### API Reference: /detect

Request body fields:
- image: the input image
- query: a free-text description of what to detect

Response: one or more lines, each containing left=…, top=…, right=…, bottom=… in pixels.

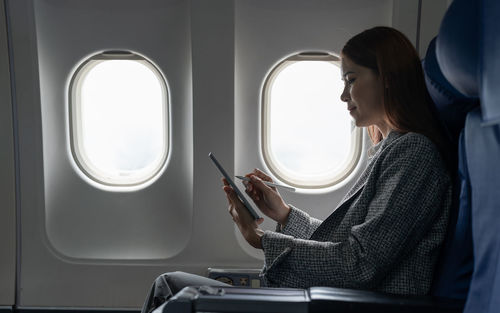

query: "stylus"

left=235, top=176, right=296, bottom=192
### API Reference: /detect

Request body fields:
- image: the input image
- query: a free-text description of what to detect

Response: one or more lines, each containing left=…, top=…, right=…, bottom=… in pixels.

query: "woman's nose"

left=340, top=86, right=350, bottom=102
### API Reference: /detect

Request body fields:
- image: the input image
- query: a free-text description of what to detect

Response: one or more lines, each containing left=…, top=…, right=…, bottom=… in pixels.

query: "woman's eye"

left=347, top=78, right=356, bottom=84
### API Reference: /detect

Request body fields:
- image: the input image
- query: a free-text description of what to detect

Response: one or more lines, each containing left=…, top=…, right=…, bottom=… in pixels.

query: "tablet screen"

left=209, top=152, right=261, bottom=220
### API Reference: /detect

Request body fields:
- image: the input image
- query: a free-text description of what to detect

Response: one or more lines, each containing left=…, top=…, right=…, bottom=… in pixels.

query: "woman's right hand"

left=243, top=169, right=291, bottom=225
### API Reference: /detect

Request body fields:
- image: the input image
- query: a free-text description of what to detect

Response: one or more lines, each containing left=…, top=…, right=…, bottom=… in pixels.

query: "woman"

left=225, top=26, right=452, bottom=294
left=142, top=26, right=452, bottom=312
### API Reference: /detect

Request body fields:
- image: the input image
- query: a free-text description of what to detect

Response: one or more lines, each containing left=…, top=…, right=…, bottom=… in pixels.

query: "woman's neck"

left=376, top=122, right=393, bottom=139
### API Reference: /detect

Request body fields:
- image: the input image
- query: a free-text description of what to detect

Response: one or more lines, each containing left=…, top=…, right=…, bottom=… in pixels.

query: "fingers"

left=252, top=168, right=273, bottom=182
left=222, top=178, right=254, bottom=226
left=249, top=174, right=275, bottom=193
left=222, top=177, right=241, bottom=204
left=243, top=168, right=272, bottom=184
left=245, top=187, right=260, bottom=202
left=223, top=183, right=251, bottom=219
left=242, top=179, right=252, bottom=193
left=223, top=184, right=237, bottom=203
left=240, top=176, right=258, bottom=200
left=224, top=186, right=241, bottom=224
left=228, top=203, right=238, bottom=222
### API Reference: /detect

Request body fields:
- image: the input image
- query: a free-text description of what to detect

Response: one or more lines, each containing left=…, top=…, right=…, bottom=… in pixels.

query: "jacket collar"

left=370, top=130, right=403, bottom=159
left=339, top=130, right=404, bottom=204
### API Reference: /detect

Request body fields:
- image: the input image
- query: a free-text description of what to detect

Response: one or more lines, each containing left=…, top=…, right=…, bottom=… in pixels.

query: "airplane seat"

left=433, top=0, right=500, bottom=312
left=422, top=36, right=476, bottom=300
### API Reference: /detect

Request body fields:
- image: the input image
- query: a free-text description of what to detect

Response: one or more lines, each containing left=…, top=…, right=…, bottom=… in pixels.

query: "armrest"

left=161, top=286, right=309, bottom=313
left=309, top=287, right=464, bottom=313
left=159, top=286, right=465, bottom=313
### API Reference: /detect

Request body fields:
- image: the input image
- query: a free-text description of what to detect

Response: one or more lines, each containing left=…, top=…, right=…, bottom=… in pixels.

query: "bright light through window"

left=263, top=54, right=362, bottom=189
left=70, top=54, right=168, bottom=187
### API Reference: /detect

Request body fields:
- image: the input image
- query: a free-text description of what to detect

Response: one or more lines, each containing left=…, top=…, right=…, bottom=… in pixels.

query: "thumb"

left=250, top=175, right=274, bottom=193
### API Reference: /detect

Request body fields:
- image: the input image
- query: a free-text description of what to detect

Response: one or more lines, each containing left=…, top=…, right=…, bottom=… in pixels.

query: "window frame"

left=261, top=52, right=363, bottom=189
left=68, top=51, right=170, bottom=187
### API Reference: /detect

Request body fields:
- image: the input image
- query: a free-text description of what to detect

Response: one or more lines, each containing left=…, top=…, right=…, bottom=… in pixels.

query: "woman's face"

left=340, top=55, right=389, bottom=134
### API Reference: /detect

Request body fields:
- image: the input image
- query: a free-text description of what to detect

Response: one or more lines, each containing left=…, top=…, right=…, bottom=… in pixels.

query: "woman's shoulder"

left=387, top=131, right=438, bottom=153
left=371, top=131, right=452, bottom=190
left=380, top=131, right=445, bottom=168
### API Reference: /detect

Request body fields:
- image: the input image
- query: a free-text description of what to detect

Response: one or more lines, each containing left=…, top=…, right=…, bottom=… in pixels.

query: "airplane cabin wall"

left=35, top=0, right=194, bottom=262
left=8, top=0, right=259, bottom=308
left=0, top=0, right=450, bottom=309
left=0, top=0, right=16, bottom=307
left=418, top=0, right=451, bottom=57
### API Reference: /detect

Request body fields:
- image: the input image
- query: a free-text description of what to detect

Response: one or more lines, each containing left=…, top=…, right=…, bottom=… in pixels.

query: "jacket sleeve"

left=275, top=205, right=323, bottom=239
left=261, top=135, right=451, bottom=289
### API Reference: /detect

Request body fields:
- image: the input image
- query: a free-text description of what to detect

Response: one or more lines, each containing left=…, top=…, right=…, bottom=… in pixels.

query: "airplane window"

left=262, top=53, right=362, bottom=189
left=69, top=52, right=168, bottom=187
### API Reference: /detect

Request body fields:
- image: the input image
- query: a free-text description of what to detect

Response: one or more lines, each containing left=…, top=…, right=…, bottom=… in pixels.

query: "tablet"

left=209, top=152, right=261, bottom=220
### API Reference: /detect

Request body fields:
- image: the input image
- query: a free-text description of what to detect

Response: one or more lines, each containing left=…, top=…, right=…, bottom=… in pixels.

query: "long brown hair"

left=342, top=26, right=450, bottom=166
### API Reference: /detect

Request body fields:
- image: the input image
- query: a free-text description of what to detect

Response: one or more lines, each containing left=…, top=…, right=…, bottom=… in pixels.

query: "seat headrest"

left=436, top=0, right=479, bottom=99
left=424, top=37, right=468, bottom=104
left=423, top=37, right=478, bottom=143
left=436, top=0, right=500, bottom=125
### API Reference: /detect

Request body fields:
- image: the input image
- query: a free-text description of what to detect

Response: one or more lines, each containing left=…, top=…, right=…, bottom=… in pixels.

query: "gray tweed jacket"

left=261, top=131, right=452, bottom=295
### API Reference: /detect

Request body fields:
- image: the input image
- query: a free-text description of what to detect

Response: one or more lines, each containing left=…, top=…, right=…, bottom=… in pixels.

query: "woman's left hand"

left=222, top=178, right=265, bottom=249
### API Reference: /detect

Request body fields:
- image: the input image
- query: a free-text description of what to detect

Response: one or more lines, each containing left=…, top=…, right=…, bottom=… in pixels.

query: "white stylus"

left=235, top=176, right=296, bottom=192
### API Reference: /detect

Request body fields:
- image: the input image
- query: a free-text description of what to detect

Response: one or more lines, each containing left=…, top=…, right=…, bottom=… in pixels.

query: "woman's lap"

left=141, top=271, right=230, bottom=313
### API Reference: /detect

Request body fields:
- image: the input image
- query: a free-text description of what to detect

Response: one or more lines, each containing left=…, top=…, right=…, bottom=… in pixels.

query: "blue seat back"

left=429, top=0, right=500, bottom=311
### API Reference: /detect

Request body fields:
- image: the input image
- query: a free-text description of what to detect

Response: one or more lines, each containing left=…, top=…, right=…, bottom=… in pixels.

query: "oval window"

left=262, top=53, right=362, bottom=189
left=69, top=52, right=169, bottom=187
